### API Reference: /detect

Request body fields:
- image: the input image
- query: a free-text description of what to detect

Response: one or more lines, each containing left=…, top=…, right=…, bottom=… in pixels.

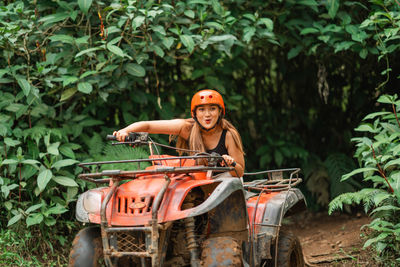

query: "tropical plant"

left=329, top=94, right=400, bottom=264
left=1, top=0, right=399, bottom=264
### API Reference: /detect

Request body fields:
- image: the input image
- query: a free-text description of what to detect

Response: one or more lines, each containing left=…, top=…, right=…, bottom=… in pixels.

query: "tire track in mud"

left=282, top=212, right=375, bottom=266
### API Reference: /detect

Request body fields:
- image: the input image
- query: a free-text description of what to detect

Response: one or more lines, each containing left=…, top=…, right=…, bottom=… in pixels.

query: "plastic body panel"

left=78, top=174, right=246, bottom=227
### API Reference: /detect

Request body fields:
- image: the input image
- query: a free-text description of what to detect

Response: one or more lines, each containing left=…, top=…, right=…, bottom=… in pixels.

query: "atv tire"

left=69, top=226, right=104, bottom=267
left=201, top=236, right=243, bottom=267
left=276, top=231, right=304, bottom=267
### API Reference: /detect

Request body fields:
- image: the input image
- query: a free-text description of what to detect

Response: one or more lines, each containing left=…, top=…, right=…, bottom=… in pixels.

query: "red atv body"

left=69, top=134, right=306, bottom=267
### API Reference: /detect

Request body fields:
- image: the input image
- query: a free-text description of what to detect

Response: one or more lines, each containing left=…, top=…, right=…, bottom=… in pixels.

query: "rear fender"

left=259, top=188, right=306, bottom=236
left=245, top=189, right=306, bottom=262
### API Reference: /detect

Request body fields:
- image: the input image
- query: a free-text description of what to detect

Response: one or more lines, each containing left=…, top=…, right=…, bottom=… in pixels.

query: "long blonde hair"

left=174, top=118, right=244, bottom=155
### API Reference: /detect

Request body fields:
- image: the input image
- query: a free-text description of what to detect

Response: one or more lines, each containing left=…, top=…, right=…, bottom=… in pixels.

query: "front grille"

left=116, top=195, right=154, bottom=215
left=116, top=231, right=146, bottom=252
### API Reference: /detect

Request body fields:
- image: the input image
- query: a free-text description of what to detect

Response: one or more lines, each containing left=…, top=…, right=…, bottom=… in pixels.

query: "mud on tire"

left=201, top=236, right=242, bottom=267
left=69, top=226, right=104, bottom=267
left=276, top=231, right=304, bottom=267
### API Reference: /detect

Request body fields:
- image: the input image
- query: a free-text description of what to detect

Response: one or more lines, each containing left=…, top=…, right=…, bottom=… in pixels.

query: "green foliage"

left=95, top=144, right=150, bottom=171
left=0, top=228, right=70, bottom=266
left=329, top=95, right=400, bottom=264
left=303, top=153, right=361, bottom=209
left=325, top=153, right=362, bottom=199
left=0, top=0, right=399, bottom=264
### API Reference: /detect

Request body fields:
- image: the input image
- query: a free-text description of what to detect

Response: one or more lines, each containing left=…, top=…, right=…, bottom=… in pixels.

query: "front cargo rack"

left=78, top=154, right=234, bottom=184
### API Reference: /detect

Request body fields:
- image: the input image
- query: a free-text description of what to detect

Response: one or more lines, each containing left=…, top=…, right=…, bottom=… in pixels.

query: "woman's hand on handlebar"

left=113, top=129, right=129, bottom=142
left=221, top=155, right=236, bottom=167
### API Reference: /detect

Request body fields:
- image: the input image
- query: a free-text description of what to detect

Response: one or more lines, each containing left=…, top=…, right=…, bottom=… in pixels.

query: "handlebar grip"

left=106, top=135, right=117, bottom=140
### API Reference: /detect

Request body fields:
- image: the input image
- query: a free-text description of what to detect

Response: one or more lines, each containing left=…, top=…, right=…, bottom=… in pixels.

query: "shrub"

left=329, top=94, right=400, bottom=264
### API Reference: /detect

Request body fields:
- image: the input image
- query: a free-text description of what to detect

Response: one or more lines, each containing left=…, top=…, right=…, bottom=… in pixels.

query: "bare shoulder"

left=225, top=130, right=234, bottom=146
left=178, top=118, right=194, bottom=139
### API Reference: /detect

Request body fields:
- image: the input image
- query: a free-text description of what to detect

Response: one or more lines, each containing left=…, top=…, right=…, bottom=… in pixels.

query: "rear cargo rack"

left=243, top=168, right=301, bottom=192
left=244, top=167, right=303, bottom=267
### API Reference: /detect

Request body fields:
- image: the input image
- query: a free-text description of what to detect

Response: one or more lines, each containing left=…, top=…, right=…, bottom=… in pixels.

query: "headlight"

left=83, top=191, right=103, bottom=213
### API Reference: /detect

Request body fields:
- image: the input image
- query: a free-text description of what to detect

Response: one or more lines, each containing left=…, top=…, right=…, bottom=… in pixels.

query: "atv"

left=69, top=133, right=306, bottom=267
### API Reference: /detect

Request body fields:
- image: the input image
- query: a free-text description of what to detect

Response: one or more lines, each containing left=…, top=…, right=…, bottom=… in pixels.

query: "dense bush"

left=1, top=0, right=399, bottom=264
left=330, top=94, right=400, bottom=264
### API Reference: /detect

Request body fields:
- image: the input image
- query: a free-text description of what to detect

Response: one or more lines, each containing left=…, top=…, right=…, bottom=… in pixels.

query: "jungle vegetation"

left=0, top=0, right=399, bottom=265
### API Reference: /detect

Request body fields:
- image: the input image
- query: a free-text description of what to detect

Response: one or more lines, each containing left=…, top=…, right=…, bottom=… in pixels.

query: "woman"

left=113, top=89, right=245, bottom=177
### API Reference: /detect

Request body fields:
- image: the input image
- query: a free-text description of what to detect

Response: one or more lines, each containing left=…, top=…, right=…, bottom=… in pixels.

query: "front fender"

left=184, top=177, right=244, bottom=217
left=161, top=177, right=245, bottom=220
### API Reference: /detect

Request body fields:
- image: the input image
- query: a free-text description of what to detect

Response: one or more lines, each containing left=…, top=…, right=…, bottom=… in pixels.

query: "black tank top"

left=206, top=129, right=228, bottom=156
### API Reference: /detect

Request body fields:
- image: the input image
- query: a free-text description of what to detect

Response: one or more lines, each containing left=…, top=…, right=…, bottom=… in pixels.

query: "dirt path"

left=282, top=212, right=376, bottom=266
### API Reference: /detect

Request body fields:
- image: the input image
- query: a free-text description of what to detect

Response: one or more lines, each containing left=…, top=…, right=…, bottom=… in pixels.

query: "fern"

left=324, top=153, right=362, bottom=199
left=87, top=133, right=104, bottom=157
left=93, top=144, right=150, bottom=171
left=328, top=188, right=380, bottom=214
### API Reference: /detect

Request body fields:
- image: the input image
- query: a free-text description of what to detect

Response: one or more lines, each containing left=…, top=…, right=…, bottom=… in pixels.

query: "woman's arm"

left=113, top=119, right=190, bottom=141
left=223, top=131, right=245, bottom=177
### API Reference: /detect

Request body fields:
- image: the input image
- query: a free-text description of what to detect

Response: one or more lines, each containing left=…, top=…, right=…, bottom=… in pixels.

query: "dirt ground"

left=282, top=211, right=377, bottom=266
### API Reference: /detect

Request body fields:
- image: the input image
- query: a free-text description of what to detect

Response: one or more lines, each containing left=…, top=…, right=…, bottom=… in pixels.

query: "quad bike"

left=69, top=133, right=306, bottom=267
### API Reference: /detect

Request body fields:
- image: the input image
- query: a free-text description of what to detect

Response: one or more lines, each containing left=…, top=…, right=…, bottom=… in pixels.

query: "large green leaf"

left=4, top=138, right=21, bottom=147
left=17, top=78, right=31, bottom=96
left=75, top=47, right=102, bottom=58
left=47, top=142, right=60, bottom=156
left=341, top=167, right=378, bottom=181
left=52, top=159, right=78, bottom=170
left=152, top=45, right=165, bottom=58
left=2, top=159, right=18, bottom=165
left=45, top=205, right=68, bottom=216
left=26, top=203, right=44, bottom=214
left=62, top=76, right=79, bottom=87
left=288, top=46, right=302, bottom=59
left=7, top=214, right=22, bottom=227
left=59, top=145, right=76, bottom=159
left=49, top=35, right=75, bottom=44
left=385, top=158, right=400, bottom=170
left=77, top=82, right=93, bottom=94
left=243, top=27, right=256, bottom=43
left=26, top=213, right=44, bottom=227
left=126, top=63, right=146, bottom=77
left=205, top=22, right=224, bottom=31
left=300, top=28, right=319, bottom=35
left=52, top=176, right=78, bottom=187
left=60, top=88, right=77, bottom=101
left=107, top=43, right=124, bottom=57
left=37, top=169, right=53, bottom=192
left=0, top=124, right=8, bottom=136
left=78, top=0, right=92, bottom=14
left=326, top=0, right=339, bottom=19
left=39, top=12, right=71, bottom=26
left=180, top=35, right=195, bottom=53
left=1, top=185, right=10, bottom=198
left=162, top=37, right=174, bottom=50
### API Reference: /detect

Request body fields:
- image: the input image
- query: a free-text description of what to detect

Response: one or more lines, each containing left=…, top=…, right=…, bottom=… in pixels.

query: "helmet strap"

left=193, top=114, right=223, bottom=132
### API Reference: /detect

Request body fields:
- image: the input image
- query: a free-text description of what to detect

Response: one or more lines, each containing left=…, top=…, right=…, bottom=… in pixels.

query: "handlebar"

left=106, top=135, right=116, bottom=140
left=106, top=132, right=149, bottom=143
left=106, top=133, right=229, bottom=167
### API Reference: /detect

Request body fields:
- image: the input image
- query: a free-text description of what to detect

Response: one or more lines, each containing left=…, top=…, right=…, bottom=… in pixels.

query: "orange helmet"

left=191, top=89, right=225, bottom=118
